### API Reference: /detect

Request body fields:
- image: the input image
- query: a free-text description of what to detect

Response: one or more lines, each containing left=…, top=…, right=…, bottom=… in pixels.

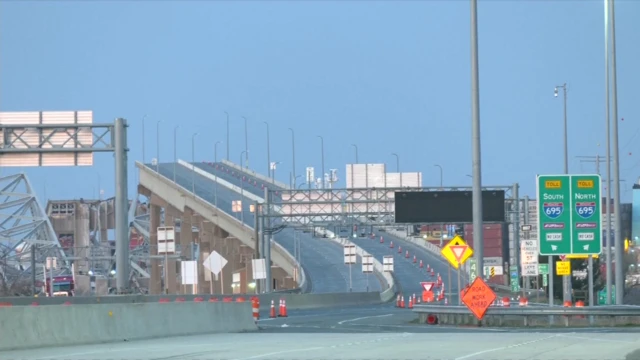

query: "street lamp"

left=191, top=133, right=199, bottom=194
left=434, top=164, right=443, bottom=188
left=317, top=136, right=325, bottom=189
left=155, top=120, right=163, bottom=173
left=289, top=128, right=296, bottom=188
left=391, top=153, right=401, bottom=187
left=224, top=111, right=230, bottom=161
left=173, top=125, right=180, bottom=183
left=239, top=150, right=248, bottom=224
left=264, top=121, right=271, bottom=178
left=214, top=141, right=221, bottom=207
left=242, top=116, right=249, bottom=169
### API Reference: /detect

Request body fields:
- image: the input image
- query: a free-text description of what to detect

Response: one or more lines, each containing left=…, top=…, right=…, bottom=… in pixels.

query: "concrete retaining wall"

left=0, top=302, right=257, bottom=351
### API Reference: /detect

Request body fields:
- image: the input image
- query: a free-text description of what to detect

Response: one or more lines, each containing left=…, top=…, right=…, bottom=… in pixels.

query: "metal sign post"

left=362, top=254, right=374, bottom=292
left=344, top=245, right=356, bottom=292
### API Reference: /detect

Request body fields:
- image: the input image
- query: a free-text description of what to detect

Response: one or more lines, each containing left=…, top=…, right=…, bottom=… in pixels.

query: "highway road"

left=197, top=161, right=457, bottom=301
left=5, top=303, right=640, bottom=360
left=149, top=163, right=380, bottom=294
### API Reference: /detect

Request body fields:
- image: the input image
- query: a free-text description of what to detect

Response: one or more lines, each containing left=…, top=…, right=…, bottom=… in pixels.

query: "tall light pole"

left=240, top=150, right=248, bottom=224
left=224, top=111, right=230, bottom=161
left=351, top=144, right=358, bottom=189
left=142, top=115, right=146, bottom=164
left=554, top=83, right=571, bottom=303
left=608, top=0, right=624, bottom=305
left=242, top=116, right=249, bottom=169
left=434, top=164, right=443, bottom=188
left=604, top=0, right=613, bottom=305
left=554, top=83, right=569, bottom=173
left=214, top=141, right=221, bottom=207
left=156, top=120, right=163, bottom=173
left=391, top=153, right=401, bottom=187
left=191, top=133, right=199, bottom=194
left=264, top=121, right=271, bottom=178
left=470, top=0, right=485, bottom=278
left=317, top=136, right=325, bottom=189
left=173, top=125, right=180, bottom=183
left=289, top=128, right=296, bottom=188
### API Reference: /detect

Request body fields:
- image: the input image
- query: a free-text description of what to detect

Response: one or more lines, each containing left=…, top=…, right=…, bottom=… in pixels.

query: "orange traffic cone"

left=282, top=299, right=288, bottom=317
left=413, top=255, right=417, bottom=263
left=417, top=296, right=421, bottom=304
left=270, top=300, right=276, bottom=318
left=400, top=296, right=405, bottom=308
left=396, top=294, right=401, bottom=307
left=427, top=264, right=430, bottom=271
left=398, top=246, right=402, bottom=254
left=278, top=299, right=284, bottom=317
left=408, top=297, right=413, bottom=309
left=430, top=269, right=434, bottom=276
left=390, top=241, right=394, bottom=248
left=380, top=236, right=384, bottom=243
left=405, top=250, right=409, bottom=258
left=419, top=260, right=423, bottom=268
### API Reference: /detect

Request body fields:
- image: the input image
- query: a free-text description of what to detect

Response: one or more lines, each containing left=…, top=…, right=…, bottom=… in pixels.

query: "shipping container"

left=484, top=246, right=504, bottom=258
left=487, top=275, right=505, bottom=286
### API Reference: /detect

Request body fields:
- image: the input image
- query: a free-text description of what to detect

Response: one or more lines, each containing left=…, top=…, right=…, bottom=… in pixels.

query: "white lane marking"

left=453, top=335, right=559, bottom=360
left=32, top=342, right=214, bottom=360
left=231, top=347, right=325, bottom=360
left=337, top=314, right=393, bottom=325
left=557, top=334, right=637, bottom=343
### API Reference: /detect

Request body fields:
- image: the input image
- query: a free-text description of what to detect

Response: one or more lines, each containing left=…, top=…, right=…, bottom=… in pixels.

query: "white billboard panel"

left=0, top=111, right=94, bottom=167
left=346, top=163, right=386, bottom=188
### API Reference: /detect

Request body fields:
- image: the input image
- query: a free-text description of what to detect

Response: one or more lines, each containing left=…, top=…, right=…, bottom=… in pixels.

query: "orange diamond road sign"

left=461, top=277, right=496, bottom=321
left=441, top=235, right=474, bottom=269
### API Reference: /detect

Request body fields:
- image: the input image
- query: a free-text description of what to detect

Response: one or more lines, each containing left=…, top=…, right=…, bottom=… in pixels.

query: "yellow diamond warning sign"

left=441, top=235, right=474, bottom=269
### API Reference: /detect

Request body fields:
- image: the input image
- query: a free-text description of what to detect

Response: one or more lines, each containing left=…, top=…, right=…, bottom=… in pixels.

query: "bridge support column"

left=163, top=209, right=178, bottom=294
left=180, top=208, right=194, bottom=294
left=149, top=203, right=162, bottom=294
left=198, top=218, right=214, bottom=294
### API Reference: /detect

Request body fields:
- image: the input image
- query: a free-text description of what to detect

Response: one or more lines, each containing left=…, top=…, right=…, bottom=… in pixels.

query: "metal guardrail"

left=412, top=304, right=640, bottom=327
left=413, top=304, right=640, bottom=316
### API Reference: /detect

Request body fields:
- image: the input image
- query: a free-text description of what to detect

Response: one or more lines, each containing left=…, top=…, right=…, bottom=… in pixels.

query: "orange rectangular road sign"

left=461, top=277, right=496, bottom=321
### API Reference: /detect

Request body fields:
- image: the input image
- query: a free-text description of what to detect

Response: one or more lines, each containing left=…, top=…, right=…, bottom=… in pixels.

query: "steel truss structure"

left=0, top=173, right=67, bottom=291
left=270, top=185, right=520, bottom=229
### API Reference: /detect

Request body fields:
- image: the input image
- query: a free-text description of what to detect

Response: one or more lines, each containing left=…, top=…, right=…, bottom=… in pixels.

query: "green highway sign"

left=538, top=264, right=549, bottom=275
left=469, top=259, right=478, bottom=283
left=536, top=174, right=602, bottom=256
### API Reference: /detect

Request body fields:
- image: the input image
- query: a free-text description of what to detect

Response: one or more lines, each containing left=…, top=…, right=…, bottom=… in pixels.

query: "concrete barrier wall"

left=220, top=159, right=290, bottom=189
left=0, top=291, right=383, bottom=309
left=0, top=302, right=256, bottom=351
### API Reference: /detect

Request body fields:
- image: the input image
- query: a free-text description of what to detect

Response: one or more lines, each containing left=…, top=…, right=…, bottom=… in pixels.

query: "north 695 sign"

left=536, top=174, right=602, bottom=256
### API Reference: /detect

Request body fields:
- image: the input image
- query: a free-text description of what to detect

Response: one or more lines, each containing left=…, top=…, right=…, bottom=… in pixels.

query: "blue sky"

left=1, top=0, right=638, bottom=204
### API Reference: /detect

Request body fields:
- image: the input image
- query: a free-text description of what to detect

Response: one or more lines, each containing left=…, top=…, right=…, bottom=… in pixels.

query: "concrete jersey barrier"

left=0, top=302, right=257, bottom=351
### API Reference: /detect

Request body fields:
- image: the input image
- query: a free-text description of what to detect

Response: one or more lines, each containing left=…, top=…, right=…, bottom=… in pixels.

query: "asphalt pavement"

left=151, top=163, right=379, bottom=294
